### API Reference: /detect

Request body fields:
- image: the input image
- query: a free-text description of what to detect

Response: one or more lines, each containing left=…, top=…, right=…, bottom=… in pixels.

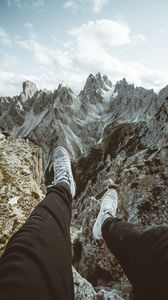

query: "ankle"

left=102, top=212, right=114, bottom=227
left=58, top=180, right=70, bottom=191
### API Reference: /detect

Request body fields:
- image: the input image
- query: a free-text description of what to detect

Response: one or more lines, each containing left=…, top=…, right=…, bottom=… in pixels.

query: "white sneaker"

left=93, top=189, right=118, bottom=240
left=53, top=146, right=76, bottom=198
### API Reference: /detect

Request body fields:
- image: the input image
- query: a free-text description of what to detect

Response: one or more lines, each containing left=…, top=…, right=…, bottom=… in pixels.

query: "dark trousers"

left=0, top=183, right=74, bottom=300
left=102, top=218, right=168, bottom=300
left=1, top=184, right=168, bottom=300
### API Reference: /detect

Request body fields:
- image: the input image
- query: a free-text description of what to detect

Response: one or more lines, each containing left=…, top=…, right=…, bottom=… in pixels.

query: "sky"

left=0, top=0, right=168, bottom=96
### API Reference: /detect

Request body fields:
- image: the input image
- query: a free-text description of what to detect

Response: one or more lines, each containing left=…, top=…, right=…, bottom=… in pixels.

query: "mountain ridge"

left=0, top=73, right=167, bottom=168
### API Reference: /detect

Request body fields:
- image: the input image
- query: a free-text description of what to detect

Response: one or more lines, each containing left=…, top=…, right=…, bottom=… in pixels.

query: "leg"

left=102, top=217, right=145, bottom=285
left=93, top=189, right=168, bottom=300
left=0, top=183, right=74, bottom=300
left=102, top=218, right=168, bottom=300
left=0, top=146, right=76, bottom=300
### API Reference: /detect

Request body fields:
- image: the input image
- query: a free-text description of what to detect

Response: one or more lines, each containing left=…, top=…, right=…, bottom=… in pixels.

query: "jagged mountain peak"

left=158, top=84, right=168, bottom=102
left=113, top=78, right=158, bottom=120
left=55, top=84, right=76, bottom=105
left=81, top=73, right=112, bottom=95
left=21, top=80, right=38, bottom=102
left=114, top=78, right=155, bottom=98
left=79, top=73, right=114, bottom=108
left=114, top=78, right=133, bottom=94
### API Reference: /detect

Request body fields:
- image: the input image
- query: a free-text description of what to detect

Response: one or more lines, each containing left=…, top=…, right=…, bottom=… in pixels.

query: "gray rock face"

left=0, top=131, right=43, bottom=254
left=73, top=267, right=97, bottom=299
left=21, top=80, right=38, bottom=102
left=80, top=73, right=112, bottom=104
left=0, top=73, right=168, bottom=299
left=96, top=289, right=125, bottom=300
left=111, top=78, right=158, bottom=122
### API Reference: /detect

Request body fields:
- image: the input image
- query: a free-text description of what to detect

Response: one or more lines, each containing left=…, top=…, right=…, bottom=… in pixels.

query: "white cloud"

left=6, top=0, right=45, bottom=8
left=92, top=0, right=109, bottom=13
left=64, top=0, right=78, bottom=9
left=24, top=22, right=34, bottom=29
left=3, top=54, right=19, bottom=69
left=158, top=29, right=166, bottom=34
left=69, top=19, right=131, bottom=47
left=0, top=27, right=11, bottom=46
left=7, top=0, right=22, bottom=8
left=66, top=21, right=166, bottom=90
left=32, top=0, right=44, bottom=8
left=24, top=23, right=37, bottom=39
left=18, top=40, right=52, bottom=65
left=0, top=71, right=38, bottom=96
left=0, top=71, right=17, bottom=96
left=18, top=39, right=72, bottom=68
left=1, top=19, right=167, bottom=96
left=133, top=34, right=146, bottom=43
left=64, top=0, right=110, bottom=13
left=7, top=0, right=12, bottom=6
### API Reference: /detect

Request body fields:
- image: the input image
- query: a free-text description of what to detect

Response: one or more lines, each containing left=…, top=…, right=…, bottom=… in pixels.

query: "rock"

left=0, top=134, right=43, bottom=254
left=0, top=132, right=5, bottom=140
left=158, top=84, right=168, bottom=103
left=73, top=267, right=97, bottom=299
left=97, top=288, right=125, bottom=300
left=80, top=73, right=112, bottom=99
left=112, top=78, right=157, bottom=122
left=21, top=80, right=38, bottom=101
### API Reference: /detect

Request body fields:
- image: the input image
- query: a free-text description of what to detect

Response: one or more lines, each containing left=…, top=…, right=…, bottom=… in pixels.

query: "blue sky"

left=0, top=0, right=168, bottom=96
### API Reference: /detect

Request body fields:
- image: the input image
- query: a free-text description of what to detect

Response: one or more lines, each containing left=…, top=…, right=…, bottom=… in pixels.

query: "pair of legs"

left=0, top=147, right=168, bottom=300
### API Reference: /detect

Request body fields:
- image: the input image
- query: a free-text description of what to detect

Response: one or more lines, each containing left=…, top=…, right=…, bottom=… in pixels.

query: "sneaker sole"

left=93, top=210, right=103, bottom=239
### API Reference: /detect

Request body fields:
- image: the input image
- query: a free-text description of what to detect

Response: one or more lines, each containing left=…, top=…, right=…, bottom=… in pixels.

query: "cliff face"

left=0, top=131, right=43, bottom=254
left=0, top=73, right=168, bottom=299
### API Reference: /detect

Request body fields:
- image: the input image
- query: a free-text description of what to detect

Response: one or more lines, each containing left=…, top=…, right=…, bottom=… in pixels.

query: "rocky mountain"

left=0, top=75, right=164, bottom=157
left=0, top=73, right=168, bottom=299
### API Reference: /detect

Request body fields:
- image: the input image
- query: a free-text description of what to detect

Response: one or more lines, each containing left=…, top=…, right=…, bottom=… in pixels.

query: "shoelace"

left=102, top=194, right=116, bottom=214
left=54, top=155, right=71, bottom=184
